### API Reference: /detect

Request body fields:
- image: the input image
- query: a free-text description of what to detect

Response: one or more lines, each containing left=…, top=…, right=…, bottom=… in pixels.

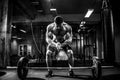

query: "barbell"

left=17, top=56, right=102, bottom=79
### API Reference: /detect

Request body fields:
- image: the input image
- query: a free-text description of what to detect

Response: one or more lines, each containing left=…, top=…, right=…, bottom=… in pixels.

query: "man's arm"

left=46, top=25, right=57, bottom=46
left=63, top=25, right=73, bottom=45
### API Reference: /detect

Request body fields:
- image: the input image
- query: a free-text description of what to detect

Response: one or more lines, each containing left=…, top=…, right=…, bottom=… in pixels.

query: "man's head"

left=54, top=16, right=64, bottom=25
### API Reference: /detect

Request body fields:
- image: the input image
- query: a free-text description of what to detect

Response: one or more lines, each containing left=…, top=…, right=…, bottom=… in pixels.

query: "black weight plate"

left=17, top=57, right=29, bottom=79
left=92, top=61, right=102, bottom=80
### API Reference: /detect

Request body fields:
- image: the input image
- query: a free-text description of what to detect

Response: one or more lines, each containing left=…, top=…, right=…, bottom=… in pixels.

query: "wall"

left=110, top=1, right=120, bottom=64
left=114, top=12, right=120, bottom=63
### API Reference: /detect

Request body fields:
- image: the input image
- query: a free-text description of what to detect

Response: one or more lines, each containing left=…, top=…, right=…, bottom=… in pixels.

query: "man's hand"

left=56, top=42, right=62, bottom=50
left=49, top=41, right=61, bottom=50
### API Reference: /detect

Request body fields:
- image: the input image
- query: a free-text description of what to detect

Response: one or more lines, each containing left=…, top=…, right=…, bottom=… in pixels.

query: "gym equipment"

left=17, top=56, right=101, bottom=79
left=77, top=21, right=101, bottom=79
left=17, top=57, right=29, bottom=79
left=92, top=56, right=102, bottom=80
left=17, top=26, right=101, bottom=79
left=17, top=21, right=101, bottom=79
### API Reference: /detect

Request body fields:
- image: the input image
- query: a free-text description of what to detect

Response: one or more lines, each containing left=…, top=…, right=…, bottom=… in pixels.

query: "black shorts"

left=47, top=44, right=72, bottom=53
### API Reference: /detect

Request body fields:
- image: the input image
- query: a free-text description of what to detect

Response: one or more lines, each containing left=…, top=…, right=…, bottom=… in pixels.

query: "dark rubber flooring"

left=0, top=67, right=120, bottom=80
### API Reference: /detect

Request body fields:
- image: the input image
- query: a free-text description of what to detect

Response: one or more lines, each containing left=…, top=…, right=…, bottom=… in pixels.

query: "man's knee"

left=67, top=49, right=74, bottom=58
left=46, top=50, right=53, bottom=57
left=67, top=50, right=73, bottom=55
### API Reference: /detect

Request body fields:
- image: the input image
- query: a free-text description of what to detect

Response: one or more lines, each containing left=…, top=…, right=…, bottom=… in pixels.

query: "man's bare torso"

left=48, top=23, right=71, bottom=43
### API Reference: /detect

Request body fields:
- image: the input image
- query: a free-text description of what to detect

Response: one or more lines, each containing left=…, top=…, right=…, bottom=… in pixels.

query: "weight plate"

left=92, top=60, right=102, bottom=80
left=17, top=57, right=29, bottom=79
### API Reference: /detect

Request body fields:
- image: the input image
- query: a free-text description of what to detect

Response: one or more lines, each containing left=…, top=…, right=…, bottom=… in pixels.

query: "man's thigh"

left=46, top=45, right=58, bottom=58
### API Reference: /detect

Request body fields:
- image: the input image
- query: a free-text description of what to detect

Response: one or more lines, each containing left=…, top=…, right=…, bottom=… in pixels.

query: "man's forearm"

left=63, top=32, right=72, bottom=45
left=47, top=39, right=57, bottom=46
left=62, top=39, right=72, bottom=46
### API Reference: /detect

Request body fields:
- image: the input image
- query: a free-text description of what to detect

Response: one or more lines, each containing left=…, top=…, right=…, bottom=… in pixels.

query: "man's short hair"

left=54, top=16, right=63, bottom=24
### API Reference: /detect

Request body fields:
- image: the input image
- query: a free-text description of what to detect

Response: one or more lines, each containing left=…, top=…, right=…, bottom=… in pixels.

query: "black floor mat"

left=0, top=71, right=6, bottom=77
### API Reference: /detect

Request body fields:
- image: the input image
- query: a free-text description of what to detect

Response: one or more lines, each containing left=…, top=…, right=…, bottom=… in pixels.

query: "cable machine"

left=77, top=20, right=96, bottom=66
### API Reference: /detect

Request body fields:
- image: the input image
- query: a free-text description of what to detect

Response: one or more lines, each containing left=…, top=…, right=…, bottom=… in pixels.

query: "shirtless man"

left=46, top=16, right=74, bottom=77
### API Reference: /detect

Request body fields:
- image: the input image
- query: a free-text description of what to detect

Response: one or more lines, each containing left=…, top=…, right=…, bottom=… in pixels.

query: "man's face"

left=54, top=16, right=63, bottom=26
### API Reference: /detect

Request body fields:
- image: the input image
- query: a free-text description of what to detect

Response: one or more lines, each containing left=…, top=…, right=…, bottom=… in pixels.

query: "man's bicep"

left=68, top=32, right=72, bottom=42
left=68, top=27, right=73, bottom=40
left=46, top=31, right=49, bottom=40
left=64, top=32, right=72, bottom=43
left=70, top=27, right=73, bottom=37
left=46, top=26, right=52, bottom=42
left=46, top=31, right=53, bottom=43
left=46, top=31, right=49, bottom=43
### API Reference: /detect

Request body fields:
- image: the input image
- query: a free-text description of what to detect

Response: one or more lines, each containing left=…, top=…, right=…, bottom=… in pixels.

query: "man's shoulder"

left=63, top=22, right=72, bottom=30
left=47, top=23, right=55, bottom=29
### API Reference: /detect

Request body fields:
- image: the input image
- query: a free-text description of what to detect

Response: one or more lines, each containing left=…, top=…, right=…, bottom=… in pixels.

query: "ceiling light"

left=37, top=10, right=43, bottom=12
left=12, top=36, right=17, bottom=38
left=85, top=9, right=94, bottom=18
left=80, top=21, right=86, bottom=27
left=50, top=8, right=57, bottom=11
left=81, top=21, right=86, bottom=25
left=11, top=25, right=16, bottom=28
left=32, top=2, right=39, bottom=5
left=20, top=29, right=26, bottom=33
left=17, top=38, right=22, bottom=40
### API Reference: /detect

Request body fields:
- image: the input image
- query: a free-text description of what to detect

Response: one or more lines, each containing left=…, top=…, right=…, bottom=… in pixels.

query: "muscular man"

left=46, top=16, right=74, bottom=77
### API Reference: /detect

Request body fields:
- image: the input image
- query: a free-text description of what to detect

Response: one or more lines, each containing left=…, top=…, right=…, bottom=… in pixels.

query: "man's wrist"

left=64, top=40, right=70, bottom=44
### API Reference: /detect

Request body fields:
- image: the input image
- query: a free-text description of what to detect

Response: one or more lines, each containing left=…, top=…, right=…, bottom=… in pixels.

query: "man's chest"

left=51, top=27, right=67, bottom=37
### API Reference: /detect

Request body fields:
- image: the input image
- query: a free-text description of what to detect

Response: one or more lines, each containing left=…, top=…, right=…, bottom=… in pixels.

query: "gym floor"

left=0, top=67, right=120, bottom=80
